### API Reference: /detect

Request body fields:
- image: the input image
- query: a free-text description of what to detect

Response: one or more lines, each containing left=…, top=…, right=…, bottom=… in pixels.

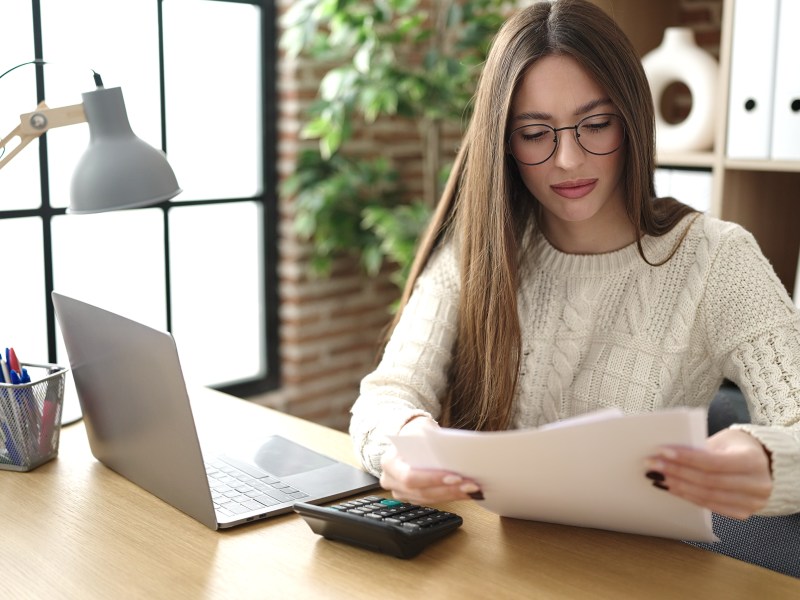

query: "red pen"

left=39, top=398, right=57, bottom=455
left=7, top=347, right=21, bottom=375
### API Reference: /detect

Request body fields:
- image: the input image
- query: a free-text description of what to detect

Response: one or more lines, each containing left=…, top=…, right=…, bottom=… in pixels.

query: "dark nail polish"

left=652, top=480, right=669, bottom=491
left=468, top=491, right=485, bottom=500
left=646, top=470, right=665, bottom=482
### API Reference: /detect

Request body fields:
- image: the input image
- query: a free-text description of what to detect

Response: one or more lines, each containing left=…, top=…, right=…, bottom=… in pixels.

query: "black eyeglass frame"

left=507, top=112, right=626, bottom=166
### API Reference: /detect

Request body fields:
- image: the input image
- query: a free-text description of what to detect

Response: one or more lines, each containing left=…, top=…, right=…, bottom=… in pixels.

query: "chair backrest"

left=708, top=381, right=750, bottom=435
left=686, top=513, right=800, bottom=578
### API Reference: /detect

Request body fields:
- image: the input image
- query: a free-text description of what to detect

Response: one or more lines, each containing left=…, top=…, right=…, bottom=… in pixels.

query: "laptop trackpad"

left=244, top=435, right=335, bottom=478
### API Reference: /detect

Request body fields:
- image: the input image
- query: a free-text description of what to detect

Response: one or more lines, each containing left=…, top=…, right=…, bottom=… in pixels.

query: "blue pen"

left=11, top=369, right=39, bottom=439
left=0, top=356, right=29, bottom=464
left=0, top=350, right=12, bottom=465
left=6, top=347, right=27, bottom=435
left=0, top=360, right=23, bottom=465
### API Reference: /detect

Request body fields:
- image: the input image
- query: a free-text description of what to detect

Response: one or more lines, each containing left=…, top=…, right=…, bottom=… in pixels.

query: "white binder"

left=771, top=0, right=800, bottom=160
left=726, top=0, right=780, bottom=159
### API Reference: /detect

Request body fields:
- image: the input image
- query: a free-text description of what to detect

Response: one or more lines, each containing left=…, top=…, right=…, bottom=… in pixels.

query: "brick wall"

left=248, top=0, right=723, bottom=432
left=249, top=0, right=410, bottom=431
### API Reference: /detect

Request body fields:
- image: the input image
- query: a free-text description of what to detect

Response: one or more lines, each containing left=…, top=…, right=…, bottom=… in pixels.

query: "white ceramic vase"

left=641, top=27, right=719, bottom=152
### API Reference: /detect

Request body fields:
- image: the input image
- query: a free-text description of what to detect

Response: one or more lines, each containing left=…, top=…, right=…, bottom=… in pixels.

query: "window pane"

left=0, top=218, right=47, bottom=361
left=170, top=202, right=263, bottom=386
left=51, top=209, right=167, bottom=349
left=0, top=2, right=41, bottom=209
left=52, top=210, right=167, bottom=426
left=40, top=0, right=162, bottom=209
left=163, top=0, right=262, bottom=200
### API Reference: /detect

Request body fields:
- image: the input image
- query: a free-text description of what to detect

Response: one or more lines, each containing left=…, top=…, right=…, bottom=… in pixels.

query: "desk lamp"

left=0, top=63, right=181, bottom=425
left=0, top=66, right=181, bottom=212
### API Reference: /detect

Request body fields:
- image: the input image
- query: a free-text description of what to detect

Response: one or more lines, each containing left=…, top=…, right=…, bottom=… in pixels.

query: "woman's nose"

left=552, top=128, right=585, bottom=169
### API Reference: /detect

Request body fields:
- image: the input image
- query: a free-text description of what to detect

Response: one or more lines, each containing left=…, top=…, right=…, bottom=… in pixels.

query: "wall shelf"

left=657, top=152, right=716, bottom=169
left=724, top=160, right=800, bottom=174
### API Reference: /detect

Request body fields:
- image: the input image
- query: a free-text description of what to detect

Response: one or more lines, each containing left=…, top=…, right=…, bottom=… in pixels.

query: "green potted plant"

left=280, top=0, right=510, bottom=290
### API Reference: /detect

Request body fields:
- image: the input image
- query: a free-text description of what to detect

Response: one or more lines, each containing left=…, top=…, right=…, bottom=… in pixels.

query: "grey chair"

left=686, top=513, right=800, bottom=578
left=685, top=382, right=800, bottom=579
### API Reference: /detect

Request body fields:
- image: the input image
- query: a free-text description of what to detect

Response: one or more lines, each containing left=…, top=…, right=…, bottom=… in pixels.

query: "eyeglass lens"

left=508, top=113, right=624, bottom=166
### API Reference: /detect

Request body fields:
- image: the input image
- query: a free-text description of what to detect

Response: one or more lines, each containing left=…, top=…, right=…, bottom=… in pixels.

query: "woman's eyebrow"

left=513, top=110, right=551, bottom=123
left=574, top=97, right=613, bottom=115
left=511, top=98, right=614, bottom=123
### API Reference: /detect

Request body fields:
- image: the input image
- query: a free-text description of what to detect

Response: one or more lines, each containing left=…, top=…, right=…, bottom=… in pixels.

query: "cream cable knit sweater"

left=349, top=213, right=800, bottom=515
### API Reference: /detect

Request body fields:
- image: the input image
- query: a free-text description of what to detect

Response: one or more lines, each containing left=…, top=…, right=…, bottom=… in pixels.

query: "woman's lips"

left=551, top=179, right=598, bottom=199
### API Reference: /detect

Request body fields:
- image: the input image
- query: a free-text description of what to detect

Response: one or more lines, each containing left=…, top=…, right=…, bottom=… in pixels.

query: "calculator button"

left=379, top=499, right=404, bottom=507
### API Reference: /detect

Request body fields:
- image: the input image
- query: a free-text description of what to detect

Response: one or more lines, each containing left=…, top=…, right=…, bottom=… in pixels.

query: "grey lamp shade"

left=69, top=86, right=181, bottom=214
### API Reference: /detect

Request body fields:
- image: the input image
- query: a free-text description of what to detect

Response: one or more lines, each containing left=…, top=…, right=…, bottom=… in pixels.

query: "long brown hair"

left=384, top=0, right=696, bottom=431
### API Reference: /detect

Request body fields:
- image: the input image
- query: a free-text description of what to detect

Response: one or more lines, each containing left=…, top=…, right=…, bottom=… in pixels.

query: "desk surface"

left=2, top=388, right=798, bottom=599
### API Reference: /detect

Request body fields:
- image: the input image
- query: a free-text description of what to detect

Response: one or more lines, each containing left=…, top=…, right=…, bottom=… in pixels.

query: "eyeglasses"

left=507, top=113, right=625, bottom=166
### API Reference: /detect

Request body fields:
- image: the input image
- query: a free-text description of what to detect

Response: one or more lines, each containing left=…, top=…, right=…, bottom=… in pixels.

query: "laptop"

left=51, top=292, right=379, bottom=530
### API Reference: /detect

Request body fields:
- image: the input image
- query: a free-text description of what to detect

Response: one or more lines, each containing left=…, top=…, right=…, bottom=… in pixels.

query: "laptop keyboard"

left=205, top=458, right=309, bottom=517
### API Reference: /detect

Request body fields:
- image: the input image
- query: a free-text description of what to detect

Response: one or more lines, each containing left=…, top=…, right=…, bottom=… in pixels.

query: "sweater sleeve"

left=702, top=225, right=800, bottom=515
left=349, top=241, right=461, bottom=476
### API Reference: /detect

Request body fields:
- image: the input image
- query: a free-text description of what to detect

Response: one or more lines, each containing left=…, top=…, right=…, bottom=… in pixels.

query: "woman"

left=349, top=0, right=800, bottom=519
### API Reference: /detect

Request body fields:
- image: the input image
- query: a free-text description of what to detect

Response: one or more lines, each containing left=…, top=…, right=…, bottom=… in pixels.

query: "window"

left=0, top=0, right=279, bottom=399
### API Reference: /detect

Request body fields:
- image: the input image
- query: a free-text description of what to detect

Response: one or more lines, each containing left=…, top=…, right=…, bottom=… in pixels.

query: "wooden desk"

left=2, top=388, right=798, bottom=599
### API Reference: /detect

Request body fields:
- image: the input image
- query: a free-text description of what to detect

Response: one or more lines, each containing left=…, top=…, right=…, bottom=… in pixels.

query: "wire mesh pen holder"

left=0, top=363, right=67, bottom=472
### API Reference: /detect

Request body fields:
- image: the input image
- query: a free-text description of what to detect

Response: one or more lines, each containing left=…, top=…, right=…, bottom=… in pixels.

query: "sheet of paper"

left=391, top=408, right=717, bottom=542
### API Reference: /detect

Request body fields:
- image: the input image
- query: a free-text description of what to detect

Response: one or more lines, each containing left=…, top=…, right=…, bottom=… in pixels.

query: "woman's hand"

left=645, top=429, right=773, bottom=519
left=379, top=417, right=482, bottom=505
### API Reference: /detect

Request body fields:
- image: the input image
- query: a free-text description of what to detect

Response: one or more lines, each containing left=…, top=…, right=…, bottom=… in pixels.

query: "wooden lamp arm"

left=0, top=101, right=87, bottom=170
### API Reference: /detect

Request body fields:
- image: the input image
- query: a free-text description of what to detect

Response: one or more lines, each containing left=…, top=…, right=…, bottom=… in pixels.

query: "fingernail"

left=442, top=474, right=462, bottom=485
left=645, top=470, right=665, bottom=482
left=652, top=480, right=669, bottom=491
left=659, top=447, right=678, bottom=460
left=459, top=482, right=480, bottom=494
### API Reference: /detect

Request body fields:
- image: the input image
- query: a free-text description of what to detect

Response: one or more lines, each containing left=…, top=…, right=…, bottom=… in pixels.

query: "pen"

left=39, top=397, right=57, bottom=455
left=0, top=356, right=30, bottom=464
left=7, top=347, right=21, bottom=375
left=17, top=365, right=39, bottom=424
left=0, top=355, right=9, bottom=383
left=11, top=370, right=40, bottom=442
left=6, top=349, right=38, bottom=434
left=39, top=373, right=60, bottom=455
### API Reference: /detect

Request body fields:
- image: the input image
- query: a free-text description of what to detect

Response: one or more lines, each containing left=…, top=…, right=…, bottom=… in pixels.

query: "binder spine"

left=726, top=0, right=781, bottom=160
left=770, top=0, right=800, bottom=160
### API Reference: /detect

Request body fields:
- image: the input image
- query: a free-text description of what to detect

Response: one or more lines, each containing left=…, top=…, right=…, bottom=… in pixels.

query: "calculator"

left=293, top=495, right=464, bottom=559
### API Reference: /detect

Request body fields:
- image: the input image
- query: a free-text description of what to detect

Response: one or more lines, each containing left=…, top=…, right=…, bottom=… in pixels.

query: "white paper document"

left=391, top=408, right=718, bottom=542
